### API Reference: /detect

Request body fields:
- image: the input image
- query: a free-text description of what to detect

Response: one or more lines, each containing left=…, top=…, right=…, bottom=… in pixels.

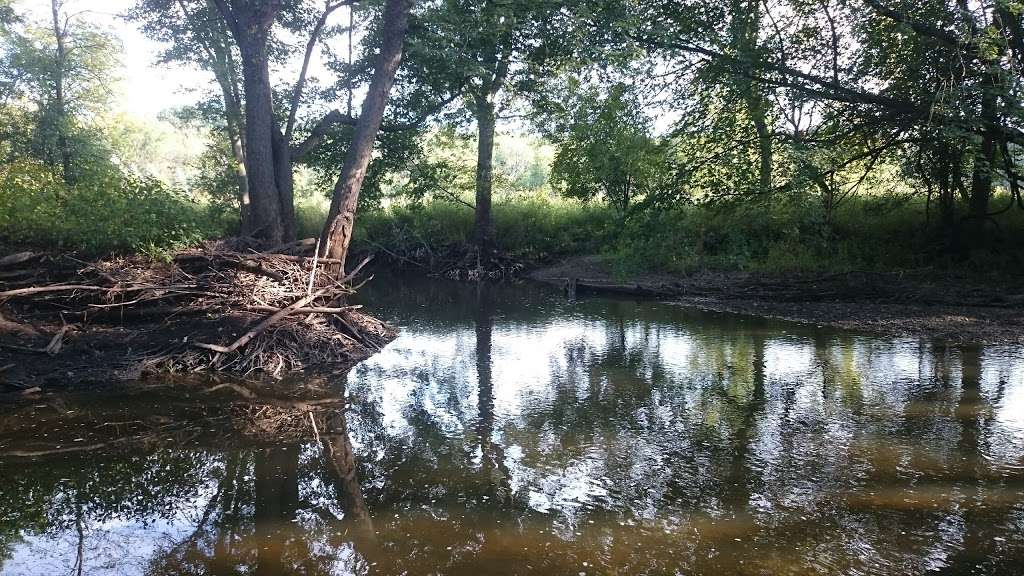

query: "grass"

left=296, top=192, right=1024, bottom=276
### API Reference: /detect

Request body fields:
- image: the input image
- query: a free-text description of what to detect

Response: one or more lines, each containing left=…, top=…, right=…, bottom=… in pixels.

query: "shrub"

left=0, top=159, right=230, bottom=256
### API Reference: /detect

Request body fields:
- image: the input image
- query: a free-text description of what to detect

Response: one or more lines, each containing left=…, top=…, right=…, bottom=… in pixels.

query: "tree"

left=587, top=0, right=1023, bottom=246
left=318, top=0, right=412, bottom=270
left=403, top=0, right=583, bottom=262
left=134, top=0, right=357, bottom=244
left=0, top=0, right=118, bottom=181
left=548, top=83, right=668, bottom=213
left=129, top=0, right=251, bottom=231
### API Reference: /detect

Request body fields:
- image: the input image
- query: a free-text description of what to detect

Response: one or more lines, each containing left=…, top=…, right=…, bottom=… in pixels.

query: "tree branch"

left=291, top=90, right=462, bottom=161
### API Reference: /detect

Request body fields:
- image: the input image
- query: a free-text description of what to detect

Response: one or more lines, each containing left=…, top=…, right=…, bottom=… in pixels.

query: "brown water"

left=2, top=274, right=1023, bottom=575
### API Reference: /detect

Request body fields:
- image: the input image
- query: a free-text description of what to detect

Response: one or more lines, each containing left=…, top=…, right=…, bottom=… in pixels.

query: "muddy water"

left=2, top=274, right=1023, bottom=575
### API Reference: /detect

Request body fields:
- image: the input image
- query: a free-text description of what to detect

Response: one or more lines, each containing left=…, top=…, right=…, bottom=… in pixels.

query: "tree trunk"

left=50, top=0, right=72, bottom=185
left=751, top=101, right=773, bottom=193
left=215, top=68, right=250, bottom=235
left=967, top=90, right=997, bottom=245
left=229, top=124, right=251, bottom=234
left=272, top=125, right=295, bottom=241
left=238, top=36, right=285, bottom=244
left=473, top=99, right=497, bottom=262
left=319, top=0, right=412, bottom=272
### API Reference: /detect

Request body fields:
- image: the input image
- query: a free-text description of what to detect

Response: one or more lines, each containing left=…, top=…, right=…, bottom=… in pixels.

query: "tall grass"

left=304, top=193, right=1024, bottom=274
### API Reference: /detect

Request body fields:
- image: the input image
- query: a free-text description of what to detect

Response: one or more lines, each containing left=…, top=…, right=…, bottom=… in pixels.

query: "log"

left=0, top=252, right=40, bottom=268
left=261, top=238, right=318, bottom=255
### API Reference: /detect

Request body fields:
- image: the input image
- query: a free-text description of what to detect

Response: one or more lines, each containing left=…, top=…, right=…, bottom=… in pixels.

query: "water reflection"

left=1, top=274, right=1023, bottom=574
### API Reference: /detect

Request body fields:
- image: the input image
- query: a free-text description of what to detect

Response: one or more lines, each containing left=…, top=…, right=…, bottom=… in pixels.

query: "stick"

left=192, top=286, right=333, bottom=354
left=308, top=238, right=321, bottom=296
left=308, top=411, right=321, bottom=443
left=245, top=305, right=361, bottom=314
left=45, top=325, right=70, bottom=355
left=256, top=254, right=344, bottom=265
left=0, top=283, right=209, bottom=299
left=0, top=284, right=108, bottom=299
left=339, top=254, right=374, bottom=284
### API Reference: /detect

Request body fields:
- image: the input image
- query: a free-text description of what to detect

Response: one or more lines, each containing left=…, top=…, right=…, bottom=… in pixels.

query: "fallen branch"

left=0, top=252, right=40, bottom=268
left=193, top=286, right=333, bottom=354
left=0, top=284, right=109, bottom=299
left=245, top=304, right=361, bottom=314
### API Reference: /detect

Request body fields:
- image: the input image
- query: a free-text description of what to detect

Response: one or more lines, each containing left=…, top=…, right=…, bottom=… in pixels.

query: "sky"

left=16, top=0, right=209, bottom=119
left=14, top=0, right=349, bottom=122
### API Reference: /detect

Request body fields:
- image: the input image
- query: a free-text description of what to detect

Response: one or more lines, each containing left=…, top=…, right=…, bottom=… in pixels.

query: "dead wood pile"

left=0, top=239, right=395, bottom=381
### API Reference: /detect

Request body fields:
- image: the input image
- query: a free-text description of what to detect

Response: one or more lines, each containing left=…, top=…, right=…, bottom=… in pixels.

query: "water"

left=2, top=273, right=1023, bottom=575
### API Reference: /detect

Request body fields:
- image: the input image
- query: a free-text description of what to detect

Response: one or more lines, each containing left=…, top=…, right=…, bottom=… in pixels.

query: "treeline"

left=2, top=0, right=1023, bottom=271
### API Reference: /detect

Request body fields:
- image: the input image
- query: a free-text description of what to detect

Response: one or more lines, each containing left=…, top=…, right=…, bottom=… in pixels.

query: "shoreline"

left=528, top=256, right=1024, bottom=345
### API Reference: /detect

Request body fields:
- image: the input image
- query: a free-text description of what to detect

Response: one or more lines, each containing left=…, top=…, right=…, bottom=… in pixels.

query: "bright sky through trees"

left=13, top=0, right=349, bottom=120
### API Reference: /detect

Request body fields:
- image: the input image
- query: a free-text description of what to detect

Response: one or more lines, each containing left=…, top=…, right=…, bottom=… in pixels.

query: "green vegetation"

left=0, top=2, right=231, bottom=256
left=294, top=191, right=1024, bottom=276
left=0, top=159, right=230, bottom=257
left=2, top=0, right=1023, bottom=279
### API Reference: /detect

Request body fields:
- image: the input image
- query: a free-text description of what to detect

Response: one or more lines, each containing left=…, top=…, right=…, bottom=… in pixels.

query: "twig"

left=192, top=286, right=334, bottom=354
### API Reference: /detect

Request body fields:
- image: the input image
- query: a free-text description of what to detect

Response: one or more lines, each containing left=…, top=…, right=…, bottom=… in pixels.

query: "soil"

left=529, top=255, right=1024, bottom=345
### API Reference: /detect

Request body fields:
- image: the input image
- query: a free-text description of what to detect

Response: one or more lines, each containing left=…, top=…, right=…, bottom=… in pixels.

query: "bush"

left=344, top=195, right=617, bottom=263
left=344, top=192, right=1024, bottom=275
left=0, top=159, right=231, bottom=257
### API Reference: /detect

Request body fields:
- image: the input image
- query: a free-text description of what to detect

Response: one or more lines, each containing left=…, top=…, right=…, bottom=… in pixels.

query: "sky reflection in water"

left=1, top=274, right=1023, bottom=575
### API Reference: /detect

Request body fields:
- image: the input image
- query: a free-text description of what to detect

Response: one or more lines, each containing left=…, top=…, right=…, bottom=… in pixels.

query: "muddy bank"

left=530, top=255, right=1024, bottom=344
left=0, top=244, right=396, bottom=391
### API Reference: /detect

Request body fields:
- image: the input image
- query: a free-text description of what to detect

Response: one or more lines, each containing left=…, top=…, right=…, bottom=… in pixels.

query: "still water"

left=2, top=274, right=1024, bottom=575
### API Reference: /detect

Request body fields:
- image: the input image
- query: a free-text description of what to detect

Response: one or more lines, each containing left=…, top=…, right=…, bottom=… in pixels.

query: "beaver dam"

left=0, top=241, right=395, bottom=388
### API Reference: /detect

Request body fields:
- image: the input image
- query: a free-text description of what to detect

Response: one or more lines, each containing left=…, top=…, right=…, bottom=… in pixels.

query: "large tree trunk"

left=967, top=90, right=997, bottom=245
left=319, top=0, right=412, bottom=271
left=473, top=99, right=497, bottom=262
left=238, top=37, right=285, bottom=244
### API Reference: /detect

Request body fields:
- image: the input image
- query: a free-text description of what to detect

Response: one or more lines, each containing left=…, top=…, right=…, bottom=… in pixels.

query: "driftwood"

left=0, top=245, right=394, bottom=379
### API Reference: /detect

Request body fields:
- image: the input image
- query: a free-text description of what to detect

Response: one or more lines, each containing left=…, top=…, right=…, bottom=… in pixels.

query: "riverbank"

left=0, top=243, right=396, bottom=391
left=530, top=255, right=1024, bottom=345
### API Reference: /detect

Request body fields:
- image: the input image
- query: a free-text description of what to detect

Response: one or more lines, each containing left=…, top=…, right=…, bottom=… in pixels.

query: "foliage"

left=0, top=159, right=230, bottom=256
left=348, top=192, right=1024, bottom=274
left=0, top=3, right=120, bottom=181
left=547, top=83, right=671, bottom=212
left=350, top=194, right=617, bottom=263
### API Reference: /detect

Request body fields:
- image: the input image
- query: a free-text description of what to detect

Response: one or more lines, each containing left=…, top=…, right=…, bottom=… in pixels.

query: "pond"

left=1, top=273, right=1023, bottom=575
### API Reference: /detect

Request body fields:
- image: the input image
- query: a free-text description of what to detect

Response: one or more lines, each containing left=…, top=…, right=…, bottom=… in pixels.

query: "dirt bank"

left=530, top=255, right=1024, bottom=345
